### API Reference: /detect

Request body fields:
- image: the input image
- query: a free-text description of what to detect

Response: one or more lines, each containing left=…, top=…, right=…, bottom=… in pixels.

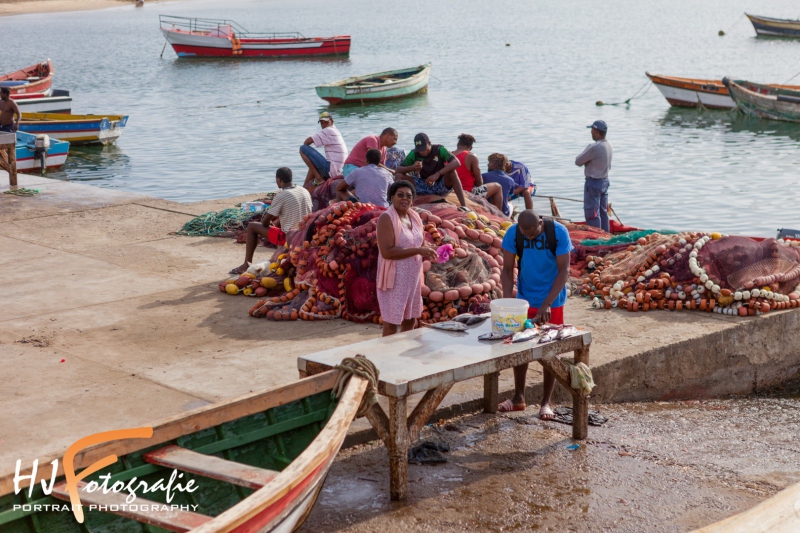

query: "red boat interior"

left=0, top=61, right=52, bottom=84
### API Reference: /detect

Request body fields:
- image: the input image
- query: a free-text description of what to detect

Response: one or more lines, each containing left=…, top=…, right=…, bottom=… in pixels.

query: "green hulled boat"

left=723, top=78, right=800, bottom=123
left=0, top=370, right=367, bottom=533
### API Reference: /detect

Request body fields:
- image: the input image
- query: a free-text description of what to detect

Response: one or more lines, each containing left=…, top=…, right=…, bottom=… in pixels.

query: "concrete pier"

left=2, top=174, right=799, bottom=468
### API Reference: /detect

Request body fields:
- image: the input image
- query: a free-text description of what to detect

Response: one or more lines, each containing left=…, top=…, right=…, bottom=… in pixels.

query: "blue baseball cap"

left=587, top=120, right=608, bottom=132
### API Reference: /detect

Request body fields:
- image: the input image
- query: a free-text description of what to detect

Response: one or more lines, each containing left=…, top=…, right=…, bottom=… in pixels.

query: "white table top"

left=298, top=321, right=592, bottom=397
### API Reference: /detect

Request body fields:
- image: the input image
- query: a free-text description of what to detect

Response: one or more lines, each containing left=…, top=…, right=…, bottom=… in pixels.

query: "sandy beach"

left=0, top=0, right=169, bottom=17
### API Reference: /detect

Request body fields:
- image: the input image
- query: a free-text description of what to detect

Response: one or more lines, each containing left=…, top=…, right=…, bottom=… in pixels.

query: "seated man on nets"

left=229, top=167, right=312, bottom=275
left=394, top=133, right=468, bottom=208
left=335, top=148, right=394, bottom=207
left=505, top=158, right=535, bottom=210
left=482, top=153, right=516, bottom=217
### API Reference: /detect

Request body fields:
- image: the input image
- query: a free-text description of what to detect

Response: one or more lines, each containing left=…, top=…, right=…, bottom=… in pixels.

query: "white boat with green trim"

left=315, top=63, right=431, bottom=104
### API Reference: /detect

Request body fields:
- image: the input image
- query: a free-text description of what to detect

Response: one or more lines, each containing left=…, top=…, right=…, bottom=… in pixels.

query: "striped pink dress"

left=377, top=215, right=424, bottom=325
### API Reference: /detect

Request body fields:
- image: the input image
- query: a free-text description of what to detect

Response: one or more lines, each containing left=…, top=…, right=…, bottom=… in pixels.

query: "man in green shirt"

left=395, top=133, right=467, bottom=208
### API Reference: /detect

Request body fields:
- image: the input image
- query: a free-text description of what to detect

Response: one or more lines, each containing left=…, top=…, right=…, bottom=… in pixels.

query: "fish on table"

left=506, top=328, right=541, bottom=344
left=453, top=313, right=491, bottom=326
left=428, top=321, right=469, bottom=332
left=478, top=331, right=513, bottom=341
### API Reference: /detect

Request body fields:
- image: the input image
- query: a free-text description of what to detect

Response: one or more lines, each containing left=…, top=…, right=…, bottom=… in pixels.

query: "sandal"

left=498, top=399, right=527, bottom=412
left=229, top=267, right=245, bottom=275
left=539, top=404, right=556, bottom=421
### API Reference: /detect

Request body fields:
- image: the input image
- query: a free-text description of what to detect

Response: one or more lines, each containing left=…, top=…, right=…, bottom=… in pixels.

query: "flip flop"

left=539, top=404, right=556, bottom=421
left=229, top=267, right=245, bottom=275
left=498, top=399, right=527, bottom=412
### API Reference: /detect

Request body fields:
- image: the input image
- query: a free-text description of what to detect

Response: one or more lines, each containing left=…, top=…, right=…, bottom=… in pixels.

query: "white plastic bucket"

left=490, top=298, right=529, bottom=334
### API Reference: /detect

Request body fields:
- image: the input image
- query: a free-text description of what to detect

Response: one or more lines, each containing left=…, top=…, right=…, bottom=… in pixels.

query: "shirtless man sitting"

left=0, top=88, right=21, bottom=133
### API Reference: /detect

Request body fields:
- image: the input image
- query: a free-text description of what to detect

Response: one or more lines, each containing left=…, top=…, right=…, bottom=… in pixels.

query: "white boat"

left=14, top=89, right=72, bottom=114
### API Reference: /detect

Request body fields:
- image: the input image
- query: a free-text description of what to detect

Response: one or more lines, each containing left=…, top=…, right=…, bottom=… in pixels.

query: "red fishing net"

left=226, top=195, right=512, bottom=324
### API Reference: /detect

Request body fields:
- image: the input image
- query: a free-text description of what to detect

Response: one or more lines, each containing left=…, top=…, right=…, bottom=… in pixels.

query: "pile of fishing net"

left=578, top=232, right=800, bottom=315
left=569, top=226, right=679, bottom=279
left=175, top=193, right=276, bottom=239
left=219, top=197, right=513, bottom=324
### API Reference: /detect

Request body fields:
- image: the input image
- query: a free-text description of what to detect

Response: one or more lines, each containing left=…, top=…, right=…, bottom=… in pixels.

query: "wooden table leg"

left=572, top=345, right=590, bottom=440
left=483, top=372, right=499, bottom=413
left=387, top=396, right=409, bottom=501
left=1, top=145, right=16, bottom=187
left=8, top=145, right=16, bottom=187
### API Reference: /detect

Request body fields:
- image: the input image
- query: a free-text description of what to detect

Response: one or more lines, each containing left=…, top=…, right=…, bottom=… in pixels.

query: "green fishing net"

left=579, top=229, right=678, bottom=247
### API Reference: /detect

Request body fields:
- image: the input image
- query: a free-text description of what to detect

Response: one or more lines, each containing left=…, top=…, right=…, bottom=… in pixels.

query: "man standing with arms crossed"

left=575, top=120, right=612, bottom=232
left=497, top=209, right=573, bottom=420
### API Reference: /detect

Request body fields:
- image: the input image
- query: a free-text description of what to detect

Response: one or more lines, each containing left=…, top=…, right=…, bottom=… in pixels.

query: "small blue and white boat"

left=15, top=131, right=70, bottom=174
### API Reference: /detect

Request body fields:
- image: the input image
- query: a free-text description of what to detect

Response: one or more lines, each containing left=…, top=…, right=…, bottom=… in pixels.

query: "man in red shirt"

left=341, top=128, right=398, bottom=177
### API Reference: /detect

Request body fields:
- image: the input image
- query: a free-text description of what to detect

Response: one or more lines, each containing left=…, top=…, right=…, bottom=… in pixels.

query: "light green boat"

left=315, top=63, right=431, bottom=104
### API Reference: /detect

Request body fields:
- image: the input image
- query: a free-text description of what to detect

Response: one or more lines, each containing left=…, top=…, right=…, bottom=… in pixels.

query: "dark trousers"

left=584, top=178, right=609, bottom=232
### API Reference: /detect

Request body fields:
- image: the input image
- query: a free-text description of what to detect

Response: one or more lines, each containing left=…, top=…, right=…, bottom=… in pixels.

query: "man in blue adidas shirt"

left=498, top=209, right=573, bottom=420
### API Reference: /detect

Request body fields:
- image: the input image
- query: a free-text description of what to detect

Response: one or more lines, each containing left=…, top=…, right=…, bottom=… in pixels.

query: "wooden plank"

left=406, top=383, right=453, bottom=441
left=365, top=403, right=390, bottom=443
left=1, top=370, right=339, bottom=496
left=538, top=355, right=576, bottom=398
left=50, top=481, right=211, bottom=532
left=0, top=144, right=16, bottom=187
left=387, top=396, right=409, bottom=501
left=483, top=372, right=499, bottom=413
left=144, top=445, right=279, bottom=490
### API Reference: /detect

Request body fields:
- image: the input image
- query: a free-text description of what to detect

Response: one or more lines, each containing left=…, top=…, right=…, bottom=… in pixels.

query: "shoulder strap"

left=544, top=218, right=557, bottom=256
left=515, top=225, right=524, bottom=270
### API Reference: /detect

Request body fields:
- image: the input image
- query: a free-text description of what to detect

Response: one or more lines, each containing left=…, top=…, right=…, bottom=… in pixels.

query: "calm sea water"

left=2, top=0, right=800, bottom=236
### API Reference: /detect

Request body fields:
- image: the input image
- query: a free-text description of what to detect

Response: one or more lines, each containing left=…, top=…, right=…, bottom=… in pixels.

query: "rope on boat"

left=210, top=86, right=315, bottom=109
left=782, top=68, right=800, bottom=85
left=333, top=355, right=380, bottom=418
left=718, top=12, right=746, bottom=36
left=596, top=80, right=652, bottom=106
left=535, top=194, right=583, bottom=204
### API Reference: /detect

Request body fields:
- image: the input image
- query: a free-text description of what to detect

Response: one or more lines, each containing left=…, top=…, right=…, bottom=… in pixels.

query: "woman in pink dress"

left=376, top=181, right=438, bottom=336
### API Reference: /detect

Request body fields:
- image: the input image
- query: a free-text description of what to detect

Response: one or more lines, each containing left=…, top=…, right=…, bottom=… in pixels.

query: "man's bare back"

left=0, top=91, right=21, bottom=131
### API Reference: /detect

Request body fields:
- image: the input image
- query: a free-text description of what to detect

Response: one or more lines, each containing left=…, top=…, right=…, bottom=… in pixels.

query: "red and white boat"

left=1, top=60, right=53, bottom=97
left=160, top=16, right=351, bottom=58
left=646, top=72, right=800, bottom=110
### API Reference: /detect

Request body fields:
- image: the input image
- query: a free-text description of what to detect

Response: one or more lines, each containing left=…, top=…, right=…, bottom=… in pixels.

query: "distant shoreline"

left=0, top=0, right=180, bottom=18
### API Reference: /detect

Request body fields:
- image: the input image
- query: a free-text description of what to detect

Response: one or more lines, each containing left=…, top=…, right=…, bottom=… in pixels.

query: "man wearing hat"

left=575, top=120, right=612, bottom=232
left=300, top=112, right=349, bottom=190
left=395, top=133, right=468, bottom=208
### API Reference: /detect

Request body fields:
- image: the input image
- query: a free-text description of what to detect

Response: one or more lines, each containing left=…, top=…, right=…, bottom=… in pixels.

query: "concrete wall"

left=587, top=309, right=800, bottom=403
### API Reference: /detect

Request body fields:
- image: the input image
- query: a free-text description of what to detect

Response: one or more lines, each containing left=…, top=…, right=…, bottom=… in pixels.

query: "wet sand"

left=301, top=393, right=800, bottom=532
left=0, top=0, right=179, bottom=17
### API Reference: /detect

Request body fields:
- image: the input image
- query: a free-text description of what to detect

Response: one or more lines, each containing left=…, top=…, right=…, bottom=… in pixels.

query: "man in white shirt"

left=300, top=112, right=349, bottom=189
left=230, top=167, right=312, bottom=275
